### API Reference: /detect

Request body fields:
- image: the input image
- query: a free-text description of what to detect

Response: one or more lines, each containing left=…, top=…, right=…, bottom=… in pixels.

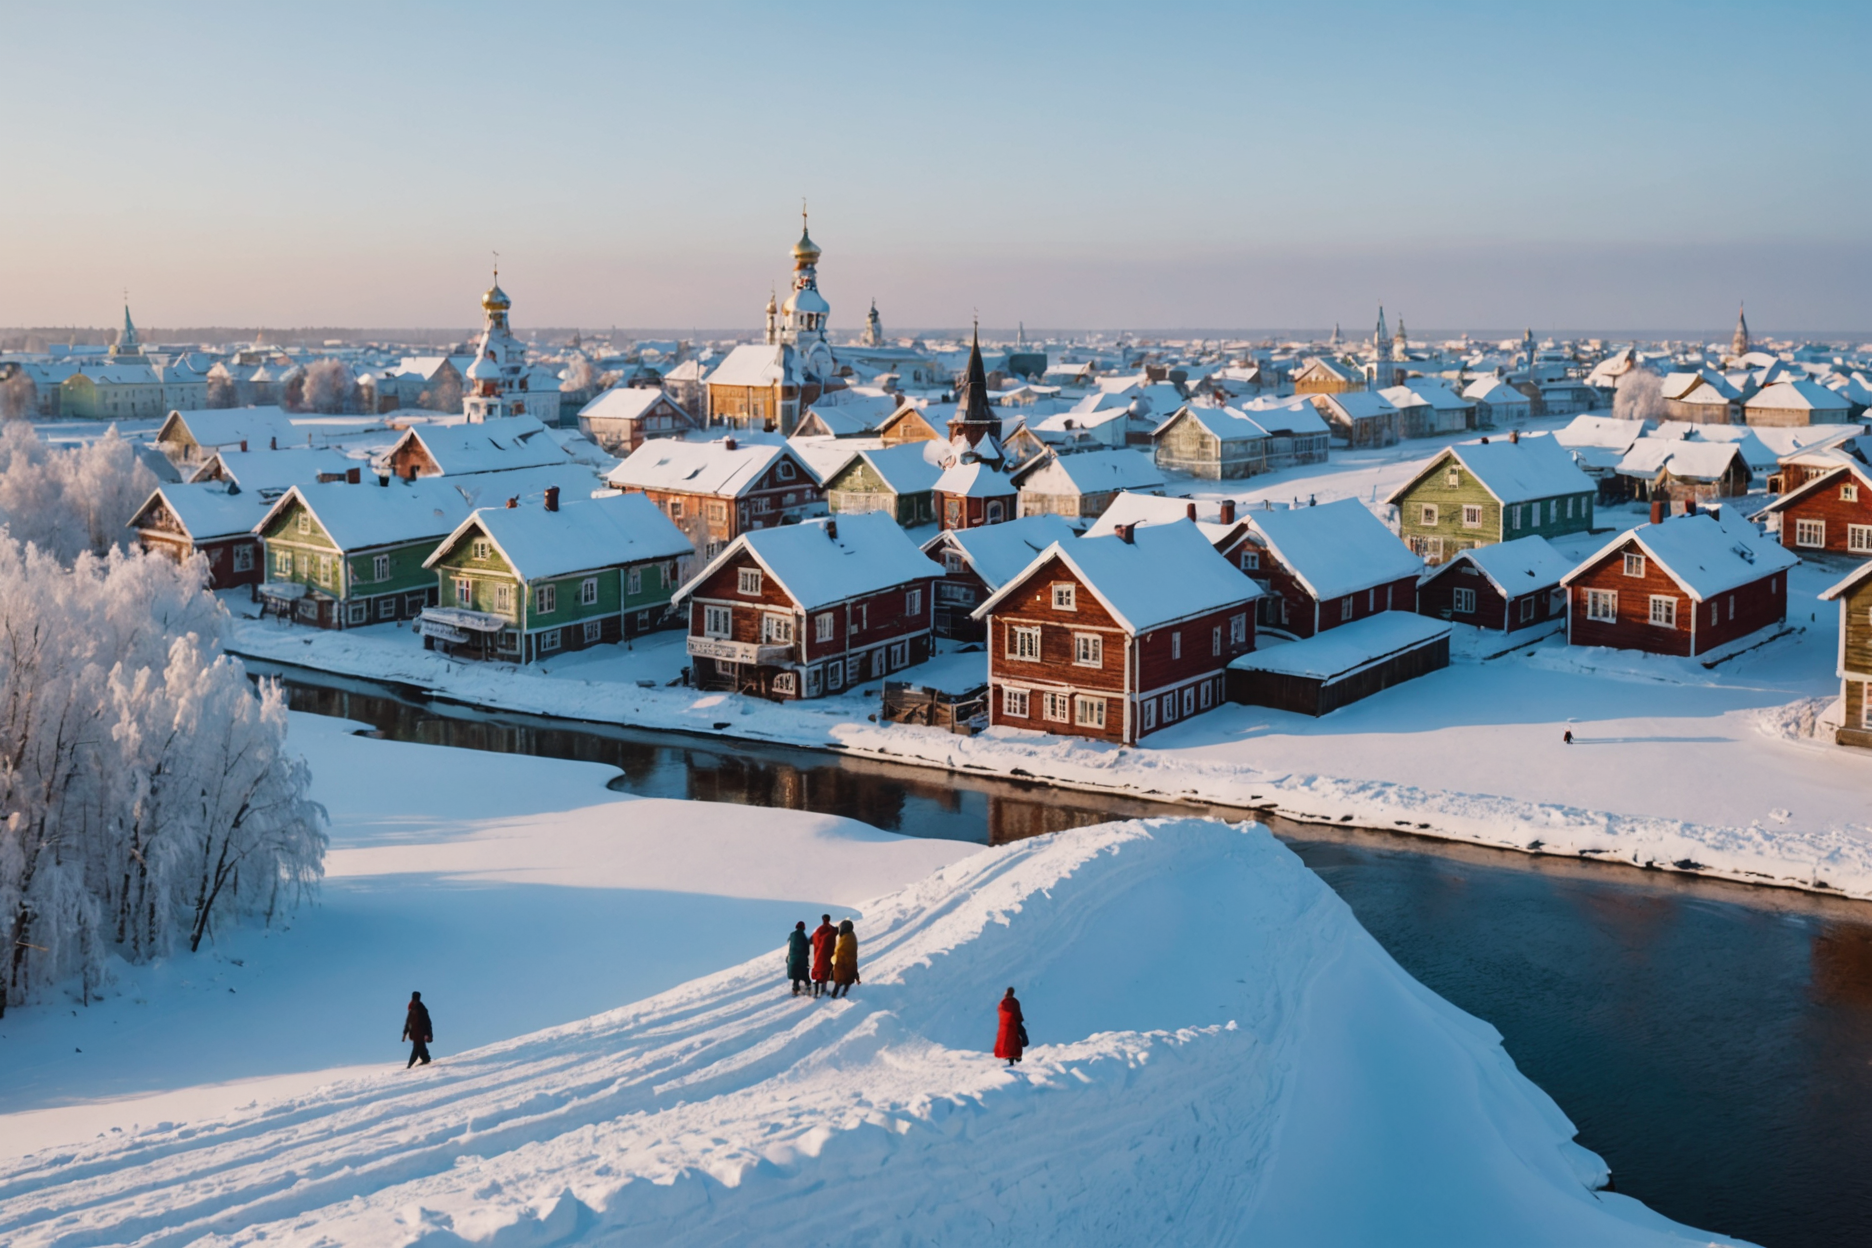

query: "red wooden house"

left=1417, top=534, right=1573, bottom=633
left=607, top=435, right=825, bottom=562
left=1562, top=507, right=1797, bottom=658
left=921, top=514, right=1079, bottom=639
left=127, top=483, right=265, bottom=589
left=933, top=460, right=1018, bottom=529
left=1759, top=462, right=1872, bottom=558
left=672, top=511, right=942, bottom=699
left=973, top=519, right=1261, bottom=744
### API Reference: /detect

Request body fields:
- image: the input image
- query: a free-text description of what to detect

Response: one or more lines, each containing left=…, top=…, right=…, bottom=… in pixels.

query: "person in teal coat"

left=785, top=921, right=811, bottom=996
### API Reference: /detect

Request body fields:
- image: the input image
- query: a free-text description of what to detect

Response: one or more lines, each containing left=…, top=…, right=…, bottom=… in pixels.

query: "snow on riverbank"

left=0, top=817, right=1745, bottom=1247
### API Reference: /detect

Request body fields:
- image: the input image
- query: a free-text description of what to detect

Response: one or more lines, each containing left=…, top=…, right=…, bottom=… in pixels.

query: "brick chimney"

left=544, top=486, right=560, bottom=513
left=1186, top=502, right=1198, bottom=520
left=1509, top=430, right=1519, bottom=444
left=1219, top=499, right=1236, bottom=524
left=1116, top=523, right=1134, bottom=544
left=724, top=436, right=737, bottom=451
left=239, top=440, right=247, bottom=452
left=269, top=436, right=277, bottom=451
left=1650, top=498, right=1665, bottom=525
left=346, top=466, right=361, bottom=484
left=826, top=518, right=838, bottom=540
left=506, top=495, right=519, bottom=509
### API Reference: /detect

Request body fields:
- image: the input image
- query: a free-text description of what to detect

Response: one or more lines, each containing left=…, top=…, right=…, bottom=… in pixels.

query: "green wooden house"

left=252, top=477, right=474, bottom=627
left=823, top=443, right=943, bottom=526
left=421, top=490, right=693, bottom=662
left=1386, top=433, right=1596, bottom=564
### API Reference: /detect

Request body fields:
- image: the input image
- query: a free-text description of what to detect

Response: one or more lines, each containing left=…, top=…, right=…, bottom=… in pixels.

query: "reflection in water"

left=265, top=666, right=1872, bottom=1248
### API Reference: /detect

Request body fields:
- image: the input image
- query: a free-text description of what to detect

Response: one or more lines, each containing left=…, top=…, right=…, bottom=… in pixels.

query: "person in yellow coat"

left=829, top=918, right=860, bottom=998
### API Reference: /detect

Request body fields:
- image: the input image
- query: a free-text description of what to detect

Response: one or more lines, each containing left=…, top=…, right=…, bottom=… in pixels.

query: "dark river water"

left=260, top=663, right=1872, bottom=1248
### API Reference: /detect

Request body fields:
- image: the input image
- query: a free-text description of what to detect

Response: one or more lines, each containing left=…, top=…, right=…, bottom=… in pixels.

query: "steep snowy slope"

left=0, top=820, right=1741, bottom=1247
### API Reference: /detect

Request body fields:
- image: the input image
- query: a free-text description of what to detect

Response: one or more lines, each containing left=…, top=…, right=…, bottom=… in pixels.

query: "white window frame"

left=580, top=577, right=598, bottom=606
left=536, top=583, right=556, bottom=614
left=627, top=565, right=642, bottom=596
left=1843, top=483, right=1860, bottom=503
left=814, top=611, right=835, bottom=642
left=1511, top=504, right=1523, bottom=531
left=1453, top=587, right=1476, bottom=614
left=233, top=544, right=254, bottom=573
left=296, top=512, right=310, bottom=535
left=738, top=567, right=763, bottom=595
left=583, top=619, right=602, bottom=644
left=1182, top=686, right=1196, bottom=717
left=1042, top=691, right=1071, bottom=723
left=906, top=588, right=922, bottom=616
left=472, top=538, right=490, bottom=561
left=1171, top=631, right=1181, bottom=659
left=1199, top=680, right=1213, bottom=709
left=1230, top=613, right=1247, bottom=644
left=1239, top=548, right=1260, bottom=571
left=378, top=596, right=396, bottom=620
left=372, top=553, right=390, bottom=582
left=889, top=640, right=908, bottom=667
left=704, top=604, right=732, bottom=638
left=1212, top=625, right=1222, bottom=655
left=1586, top=589, right=1617, bottom=622
left=805, top=666, right=823, bottom=697
left=944, top=550, right=966, bottom=574
left=1419, top=503, right=1439, bottom=526
left=1073, top=696, right=1106, bottom=729
left=1141, top=697, right=1156, bottom=731
left=454, top=576, right=473, bottom=607
left=1849, top=524, right=1872, bottom=554
left=772, top=672, right=797, bottom=695
left=1052, top=583, right=1076, bottom=611
left=1795, top=519, right=1825, bottom=548
left=275, top=549, right=292, bottom=576
left=762, top=613, right=794, bottom=644
left=1445, top=467, right=1459, bottom=487
left=826, top=659, right=844, bottom=691
left=1519, top=595, right=1536, bottom=622
left=539, top=628, right=561, bottom=653
left=1009, top=625, right=1041, bottom=661
left=1462, top=504, right=1483, bottom=529
left=1624, top=552, right=1646, bottom=578
left=1648, top=595, right=1677, bottom=628
left=1340, top=595, right=1354, bottom=621
left=495, top=583, right=513, bottom=612
left=1162, top=691, right=1177, bottom=722
left=347, top=602, right=367, bottom=625
left=1003, top=686, right=1028, bottom=718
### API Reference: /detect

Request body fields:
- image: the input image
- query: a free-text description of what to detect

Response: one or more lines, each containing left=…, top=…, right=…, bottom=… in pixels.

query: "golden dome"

left=482, top=281, right=511, bottom=312
left=792, top=228, right=821, bottom=265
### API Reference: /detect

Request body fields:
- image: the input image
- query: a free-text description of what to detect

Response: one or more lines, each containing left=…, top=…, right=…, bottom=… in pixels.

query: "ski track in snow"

left=0, top=820, right=1741, bottom=1248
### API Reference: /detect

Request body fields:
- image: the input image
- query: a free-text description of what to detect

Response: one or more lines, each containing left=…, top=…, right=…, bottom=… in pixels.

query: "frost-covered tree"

left=298, top=358, right=357, bottom=414
left=206, top=366, right=238, bottom=408
left=1, top=371, right=37, bottom=420
left=0, top=423, right=155, bottom=562
left=0, top=539, right=324, bottom=1013
left=1613, top=368, right=1665, bottom=423
left=561, top=353, right=596, bottom=393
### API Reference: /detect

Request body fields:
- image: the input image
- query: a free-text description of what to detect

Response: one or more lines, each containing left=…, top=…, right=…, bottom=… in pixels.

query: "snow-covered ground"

left=0, top=731, right=1744, bottom=1245
left=220, top=416, right=1872, bottom=900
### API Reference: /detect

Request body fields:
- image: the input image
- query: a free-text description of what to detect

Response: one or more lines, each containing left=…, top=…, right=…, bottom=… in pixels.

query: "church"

left=462, top=270, right=558, bottom=425
left=705, top=214, right=844, bottom=434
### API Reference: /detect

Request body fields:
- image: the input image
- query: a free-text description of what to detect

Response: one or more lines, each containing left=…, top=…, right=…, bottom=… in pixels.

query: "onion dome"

left=467, top=351, right=502, bottom=381
left=792, top=227, right=821, bottom=266
left=482, top=281, right=511, bottom=313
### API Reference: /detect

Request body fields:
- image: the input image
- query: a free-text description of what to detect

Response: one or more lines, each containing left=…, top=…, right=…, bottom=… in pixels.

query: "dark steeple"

left=947, top=322, right=1003, bottom=460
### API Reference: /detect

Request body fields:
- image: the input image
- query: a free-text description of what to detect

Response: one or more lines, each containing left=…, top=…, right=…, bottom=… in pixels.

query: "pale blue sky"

left=4, top=1, right=1867, bottom=333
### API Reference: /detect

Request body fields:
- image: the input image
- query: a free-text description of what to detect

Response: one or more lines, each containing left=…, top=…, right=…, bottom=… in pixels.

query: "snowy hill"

left=0, top=818, right=1738, bottom=1246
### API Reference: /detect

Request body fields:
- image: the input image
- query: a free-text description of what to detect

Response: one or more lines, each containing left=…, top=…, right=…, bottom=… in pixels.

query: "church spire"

left=111, top=296, right=142, bottom=359
left=1732, top=302, right=1750, bottom=357
left=947, top=321, right=1002, bottom=461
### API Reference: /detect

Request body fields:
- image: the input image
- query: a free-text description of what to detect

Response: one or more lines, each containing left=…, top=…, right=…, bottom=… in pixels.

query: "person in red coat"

left=809, top=914, right=837, bottom=999
left=994, top=986, right=1026, bottom=1065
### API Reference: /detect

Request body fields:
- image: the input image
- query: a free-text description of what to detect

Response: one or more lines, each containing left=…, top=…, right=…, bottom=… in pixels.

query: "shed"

left=1226, top=612, right=1452, bottom=716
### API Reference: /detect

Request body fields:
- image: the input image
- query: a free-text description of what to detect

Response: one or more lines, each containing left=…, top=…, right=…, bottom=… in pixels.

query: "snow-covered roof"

left=1153, top=405, right=1269, bottom=443
left=1228, top=611, right=1450, bottom=681
left=424, top=492, right=691, bottom=581
left=190, top=448, right=358, bottom=494
left=1615, top=438, right=1748, bottom=483
left=1758, top=461, right=1872, bottom=515
left=1247, top=498, right=1422, bottom=601
left=390, top=415, right=568, bottom=475
left=577, top=387, right=681, bottom=422
left=1462, top=376, right=1529, bottom=404
left=1750, top=423, right=1866, bottom=458
left=1427, top=534, right=1573, bottom=596
left=132, top=482, right=264, bottom=541
left=841, top=442, right=945, bottom=495
left=675, top=512, right=943, bottom=612
left=1083, top=491, right=1242, bottom=546
left=608, top=437, right=816, bottom=497
left=1819, top=558, right=1872, bottom=604
left=1747, top=379, right=1851, bottom=412
left=257, top=477, right=475, bottom=551
left=1018, top=449, right=1164, bottom=496
left=1648, top=422, right=1778, bottom=471
left=1562, top=508, right=1797, bottom=602
left=1554, top=415, right=1649, bottom=452
left=1319, top=390, right=1398, bottom=420
left=972, top=518, right=1260, bottom=633
left=158, top=407, right=298, bottom=450
left=1389, top=435, right=1594, bottom=507
left=934, top=460, right=1016, bottom=498
left=921, top=514, right=1080, bottom=590
left=1237, top=395, right=1331, bottom=436
left=706, top=343, right=793, bottom=388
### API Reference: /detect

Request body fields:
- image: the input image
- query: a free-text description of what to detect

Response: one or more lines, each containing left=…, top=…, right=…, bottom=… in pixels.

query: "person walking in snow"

left=810, top=914, right=837, bottom=998
left=829, top=919, right=860, bottom=999
left=402, top=991, right=433, bottom=1068
left=995, top=987, right=1026, bottom=1066
left=786, top=920, right=811, bottom=996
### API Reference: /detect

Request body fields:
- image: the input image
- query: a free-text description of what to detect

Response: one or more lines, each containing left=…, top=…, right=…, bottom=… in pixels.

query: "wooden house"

left=1744, top=380, right=1852, bottom=427
left=1314, top=390, right=1401, bottom=448
left=997, top=420, right=1054, bottom=474
left=793, top=392, right=899, bottom=438
left=189, top=448, right=360, bottom=500
left=1227, top=612, right=1451, bottom=717
left=921, top=514, right=1079, bottom=639
left=1015, top=449, right=1165, bottom=524
left=1238, top=398, right=1332, bottom=469
left=672, top=512, right=942, bottom=699
left=1555, top=415, right=1652, bottom=501
left=1379, top=379, right=1474, bottom=438
left=1290, top=356, right=1364, bottom=396
left=1615, top=439, right=1752, bottom=504
left=875, top=403, right=946, bottom=447
left=1662, top=371, right=1743, bottom=425
left=1759, top=462, right=1872, bottom=557
left=1770, top=433, right=1871, bottom=494
left=822, top=442, right=943, bottom=526
left=933, top=460, right=1018, bottom=530
left=1387, top=433, right=1597, bottom=564
left=972, top=519, right=1260, bottom=744
left=1818, top=560, right=1872, bottom=748
left=154, top=407, right=298, bottom=466
left=1417, top=534, right=1572, bottom=633
left=127, top=483, right=265, bottom=589
left=420, top=491, right=692, bottom=662
left=606, top=435, right=824, bottom=561
left=1561, top=507, right=1797, bottom=658
left=1230, top=498, right=1424, bottom=638
left=1462, top=376, right=1532, bottom=427
left=1151, top=405, right=1271, bottom=479
left=382, top=414, right=568, bottom=480
left=704, top=343, right=841, bottom=435
left=575, top=387, right=695, bottom=456
left=252, top=477, right=475, bottom=628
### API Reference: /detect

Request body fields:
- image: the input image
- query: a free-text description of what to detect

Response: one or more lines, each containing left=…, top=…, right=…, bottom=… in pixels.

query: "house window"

left=1052, top=583, right=1076, bottom=611
left=763, top=614, right=794, bottom=643
left=1586, top=589, right=1617, bottom=622
left=826, top=660, right=844, bottom=691
left=944, top=551, right=967, bottom=573
left=1445, top=467, right=1459, bottom=487
left=233, top=545, right=254, bottom=572
left=739, top=568, right=763, bottom=595
left=938, top=583, right=974, bottom=604
left=317, top=555, right=332, bottom=584
left=778, top=460, right=796, bottom=480
left=1519, top=596, right=1536, bottom=622
left=472, top=539, right=490, bottom=560
left=1844, top=484, right=1860, bottom=503
left=704, top=605, right=732, bottom=637
left=772, top=672, right=797, bottom=695
left=856, top=603, right=868, bottom=630
left=378, top=596, right=396, bottom=619
left=1141, top=697, right=1156, bottom=731
left=1729, top=595, right=1736, bottom=620
left=1566, top=497, right=1575, bottom=518
left=1199, top=680, right=1213, bottom=709
left=805, top=666, right=823, bottom=696
left=580, top=577, right=598, bottom=606
left=540, top=628, right=561, bottom=653
left=1042, top=691, right=1071, bottom=723
left=1212, top=625, right=1222, bottom=655
left=1009, top=625, right=1041, bottom=661
left=1340, top=596, right=1354, bottom=621
left=1230, top=613, right=1247, bottom=643
left=1420, top=504, right=1439, bottom=526
left=583, top=619, right=603, bottom=644
left=1240, top=548, right=1260, bottom=571
left=345, top=601, right=365, bottom=625
left=296, top=512, right=310, bottom=534
left=1623, top=553, right=1646, bottom=577
left=1795, top=519, right=1826, bottom=548
left=890, top=640, right=908, bottom=667
left=495, top=584, right=513, bottom=612
left=1462, top=505, right=1483, bottom=528
left=987, top=500, right=1005, bottom=522
left=1709, top=600, right=1718, bottom=626
left=1171, top=631, right=1181, bottom=659
left=1511, top=505, right=1523, bottom=531
left=752, top=497, right=772, bottom=514
left=1162, top=690, right=1178, bottom=721
left=1648, top=595, right=1677, bottom=628
left=1073, top=696, right=1106, bottom=729
left=906, top=588, right=922, bottom=616
left=371, top=553, right=390, bottom=582
left=667, top=499, right=684, bottom=520
left=627, top=566, right=642, bottom=595
left=707, top=500, right=728, bottom=523
left=1453, top=587, right=1476, bottom=614
left=536, top=584, right=556, bottom=614
left=815, top=611, right=835, bottom=641
left=1849, top=525, right=1872, bottom=554
left=1074, top=633, right=1102, bottom=667
left=274, top=550, right=292, bottom=576
left=1182, top=686, right=1196, bottom=716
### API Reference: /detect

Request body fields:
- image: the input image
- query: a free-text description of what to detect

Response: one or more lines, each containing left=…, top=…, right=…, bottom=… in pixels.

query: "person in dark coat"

left=994, top=987, right=1026, bottom=1065
left=829, top=918, right=859, bottom=998
left=403, top=991, right=433, bottom=1068
left=809, top=914, right=837, bottom=998
left=786, top=921, right=811, bottom=996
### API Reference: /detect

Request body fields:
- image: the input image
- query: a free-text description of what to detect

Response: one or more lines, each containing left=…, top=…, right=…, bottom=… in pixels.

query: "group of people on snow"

left=788, top=914, right=859, bottom=998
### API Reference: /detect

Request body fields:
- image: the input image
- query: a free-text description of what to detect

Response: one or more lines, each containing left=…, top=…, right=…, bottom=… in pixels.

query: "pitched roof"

left=132, top=482, right=265, bottom=541
left=1462, top=376, right=1530, bottom=404
left=1615, top=438, right=1748, bottom=483
left=934, top=459, right=1016, bottom=498
left=1554, top=415, right=1649, bottom=452
left=1426, top=534, right=1573, bottom=595
left=190, top=448, right=359, bottom=494
left=1018, top=449, right=1165, bottom=496
left=842, top=442, right=945, bottom=495
left=972, top=519, right=1260, bottom=633
left=1237, top=395, right=1331, bottom=436
left=257, top=477, right=475, bottom=551
left=1758, top=461, right=1872, bottom=515
left=1153, top=405, right=1270, bottom=443
left=920, top=514, right=1080, bottom=590
left=389, top=415, right=568, bottom=475
left=157, top=407, right=298, bottom=450
left=607, top=436, right=815, bottom=496
left=1083, top=491, right=1244, bottom=547
left=1562, top=508, right=1797, bottom=601
left=1319, top=390, right=1399, bottom=420
left=577, top=386, right=685, bottom=422
left=424, top=492, right=691, bottom=580
left=1389, top=435, right=1593, bottom=507
left=675, top=512, right=943, bottom=611
left=1747, top=379, right=1852, bottom=412
left=706, top=343, right=794, bottom=387
left=1819, top=559, right=1872, bottom=603
left=1246, top=498, right=1423, bottom=600
left=1226, top=611, right=1450, bottom=681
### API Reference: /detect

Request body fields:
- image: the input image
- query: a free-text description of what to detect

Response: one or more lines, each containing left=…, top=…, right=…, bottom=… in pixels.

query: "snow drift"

left=0, top=819, right=1740, bottom=1246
